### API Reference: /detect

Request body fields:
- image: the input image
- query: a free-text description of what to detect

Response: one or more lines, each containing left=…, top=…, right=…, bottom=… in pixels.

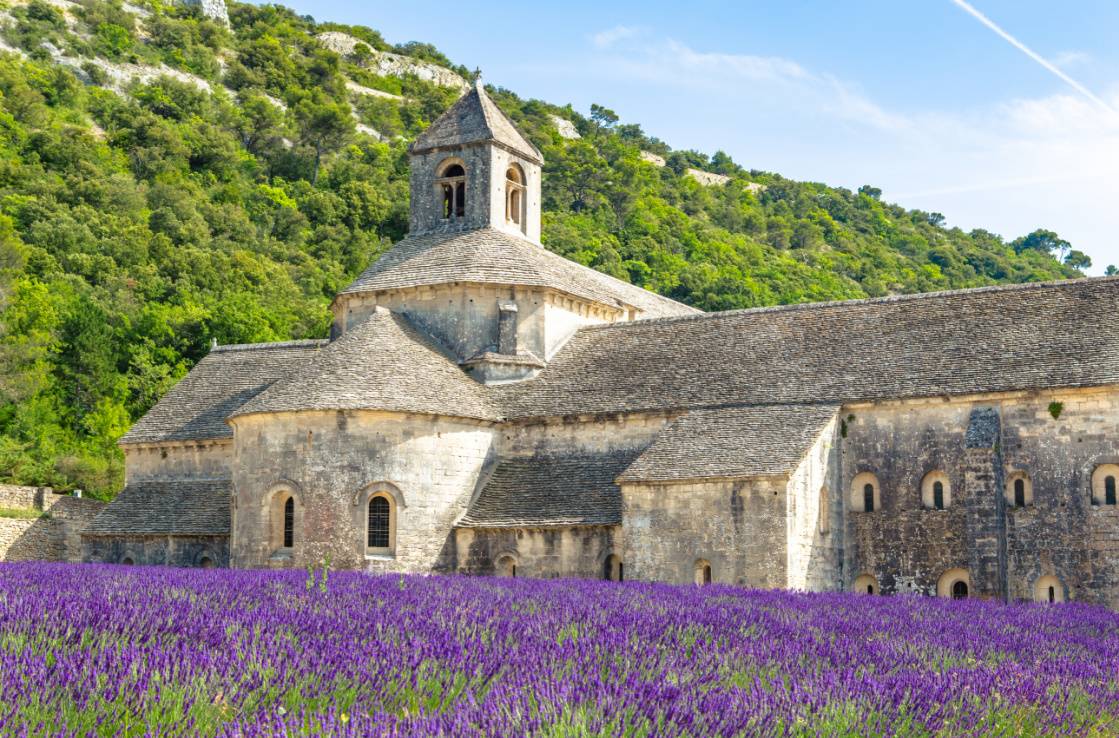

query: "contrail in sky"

left=949, top=0, right=1115, bottom=113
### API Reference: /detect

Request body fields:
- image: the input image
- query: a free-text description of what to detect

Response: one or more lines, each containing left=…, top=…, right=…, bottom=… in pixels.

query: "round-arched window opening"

left=921, top=472, right=952, bottom=510
left=694, top=559, right=712, bottom=586
left=1005, top=472, right=1033, bottom=508
left=850, top=472, right=880, bottom=513
left=495, top=554, right=517, bottom=578
left=436, top=160, right=467, bottom=219
left=853, top=574, right=878, bottom=595
left=199, top=556, right=214, bottom=569
left=366, top=494, right=392, bottom=552
left=505, top=164, right=526, bottom=231
left=121, top=557, right=134, bottom=566
left=603, top=553, right=623, bottom=582
left=1034, top=575, right=1066, bottom=603
left=1090, top=464, right=1119, bottom=506
left=937, top=568, right=970, bottom=599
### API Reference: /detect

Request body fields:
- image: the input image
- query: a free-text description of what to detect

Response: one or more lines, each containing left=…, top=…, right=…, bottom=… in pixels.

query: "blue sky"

left=261, top=1, right=1119, bottom=272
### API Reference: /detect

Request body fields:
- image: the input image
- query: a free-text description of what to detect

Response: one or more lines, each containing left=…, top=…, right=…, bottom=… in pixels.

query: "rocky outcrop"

left=640, top=151, right=666, bottom=167
left=686, top=168, right=731, bottom=187
left=549, top=114, right=580, bottom=140
left=181, top=0, right=228, bottom=26
left=314, top=32, right=468, bottom=92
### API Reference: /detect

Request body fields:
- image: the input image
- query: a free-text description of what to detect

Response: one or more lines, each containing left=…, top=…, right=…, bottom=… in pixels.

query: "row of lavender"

left=0, top=563, right=1117, bottom=736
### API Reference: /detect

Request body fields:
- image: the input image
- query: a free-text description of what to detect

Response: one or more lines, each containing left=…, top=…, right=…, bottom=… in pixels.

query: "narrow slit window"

left=933, top=481, right=945, bottom=510
left=1107, top=476, right=1117, bottom=506
left=1014, top=478, right=1026, bottom=508
left=283, top=497, right=294, bottom=549
left=863, top=483, right=875, bottom=512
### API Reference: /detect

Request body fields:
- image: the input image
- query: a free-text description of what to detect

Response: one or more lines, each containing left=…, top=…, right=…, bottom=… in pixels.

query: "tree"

left=1106, top=265, right=1118, bottom=276
left=1063, top=250, right=1092, bottom=271
left=1011, top=229, right=1070, bottom=258
left=927, top=212, right=946, bottom=227
left=589, top=103, right=619, bottom=131
left=293, top=92, right=353, bottom=184
left=858, top=185, right=882, bottom=200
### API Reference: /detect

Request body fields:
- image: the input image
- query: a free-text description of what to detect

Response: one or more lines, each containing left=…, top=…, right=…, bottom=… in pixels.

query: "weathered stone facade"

left=85, top=81, right=1119, bottom=609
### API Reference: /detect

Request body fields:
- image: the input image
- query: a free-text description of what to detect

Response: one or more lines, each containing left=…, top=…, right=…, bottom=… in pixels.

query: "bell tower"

left=408, top=80, right=544, bottom=242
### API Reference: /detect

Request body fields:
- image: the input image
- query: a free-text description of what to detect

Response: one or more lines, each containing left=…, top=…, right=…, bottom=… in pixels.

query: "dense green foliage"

left=0, top=0, right=1088, bottom=497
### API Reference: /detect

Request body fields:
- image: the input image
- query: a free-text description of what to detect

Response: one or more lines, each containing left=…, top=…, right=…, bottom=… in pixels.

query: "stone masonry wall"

left=454, top=526, right=618, bottom=579
left=786, top=416, right=842, bottom=591
left=0, top=486, right=105, bottom=562
left=83, top=534, right=228, bottom=567
left=621, top=477, right=789, bottom=587
left=123, top=441, right=232, bottom=482
left=842, top=387, right=1119, bottom=606
left=229, top=410, right=496, bottom=572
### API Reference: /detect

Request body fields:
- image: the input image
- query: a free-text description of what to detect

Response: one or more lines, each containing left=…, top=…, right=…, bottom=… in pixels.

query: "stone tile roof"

left=410, top=80, right=543, bottom=164
left=120, top=340, right=326, bottom=445
left=458, top=450, right=642, bottom=528
left=83, top=479, right=230, bottom=536
left=618, top=405, right=839, bottom=483
left=338, top=227, right=698, bottom=319
left=498, top=278, right=1119, bottom=418
left=231, top=308, right=501, bottom=421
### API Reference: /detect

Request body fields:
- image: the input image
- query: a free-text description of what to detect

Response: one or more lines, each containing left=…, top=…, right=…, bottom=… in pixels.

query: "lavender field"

left=1, top=565, right=1118, bottom=736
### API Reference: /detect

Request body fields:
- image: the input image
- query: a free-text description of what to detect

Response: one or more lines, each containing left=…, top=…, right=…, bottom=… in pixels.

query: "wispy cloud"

left=591, top=26, right=640, bottom=49
left=949, top=0, right=1115, bottom=114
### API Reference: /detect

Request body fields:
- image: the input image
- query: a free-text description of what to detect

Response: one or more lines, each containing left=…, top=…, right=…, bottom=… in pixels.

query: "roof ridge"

left=211, top=339, right=329, bottom=353
left=577, top=276, right=1119, bottom=334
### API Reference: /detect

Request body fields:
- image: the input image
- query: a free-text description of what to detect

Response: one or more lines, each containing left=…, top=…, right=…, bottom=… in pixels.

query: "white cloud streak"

left=949, top=0, right=1115, bottom=114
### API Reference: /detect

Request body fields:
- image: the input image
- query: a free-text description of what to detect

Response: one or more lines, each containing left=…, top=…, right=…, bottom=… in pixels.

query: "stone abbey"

left=83, top=81, right=1119, bottom=607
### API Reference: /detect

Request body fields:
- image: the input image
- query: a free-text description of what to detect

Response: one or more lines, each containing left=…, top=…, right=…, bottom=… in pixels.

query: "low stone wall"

left=0, top=486, right=106, bottom=563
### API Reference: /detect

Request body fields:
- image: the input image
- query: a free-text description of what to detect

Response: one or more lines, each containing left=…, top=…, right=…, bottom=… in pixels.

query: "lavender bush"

left=0, top=563, right=1117, bottom=737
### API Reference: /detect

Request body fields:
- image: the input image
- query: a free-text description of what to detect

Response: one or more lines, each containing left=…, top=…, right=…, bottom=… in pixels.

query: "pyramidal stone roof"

left=120, top=340, right=326, bottom=445
left=410, top=80, right=543, bottom=164
left=231, top=308, right=501, bottom=422
left=338, top=227, right=697, bottom=319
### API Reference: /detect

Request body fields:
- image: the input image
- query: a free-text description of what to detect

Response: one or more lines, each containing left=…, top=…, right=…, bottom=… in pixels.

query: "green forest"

left=0, top=0, right=1097, bottom=497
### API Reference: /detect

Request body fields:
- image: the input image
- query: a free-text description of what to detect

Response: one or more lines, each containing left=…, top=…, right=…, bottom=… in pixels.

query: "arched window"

left=853, top=574, right=878, bottom=595
left=505, top=164, right=525, bottom=231
left=603, top=554, right=623, bottom=582
left=283, top=496, right=294, bottom=548
left=1005, top=472, right=1032, bottom=508
left=436, top=161, right=466, bottom=219
left=366, top=493, right=395, bottom=555
left=495, top=554, right=517, bottom=578
left=922, top=472, right=951, bottom=510
left=121, top=557, right=134, bottom=566
left=850, top=473, right=880, bottom=513
left=1034, top=575, right=1065, bottom=603
left=937, top=568, right=970, bottom=599
left=199, top=556, right=214, bottom=569
left=1090, top=465, right=1119, bottom=506
left=694, top=559, right=712, bottom=586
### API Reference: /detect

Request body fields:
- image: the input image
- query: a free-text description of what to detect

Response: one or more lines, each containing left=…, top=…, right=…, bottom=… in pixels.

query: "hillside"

left=0, top=0, right=1090, bottom=497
